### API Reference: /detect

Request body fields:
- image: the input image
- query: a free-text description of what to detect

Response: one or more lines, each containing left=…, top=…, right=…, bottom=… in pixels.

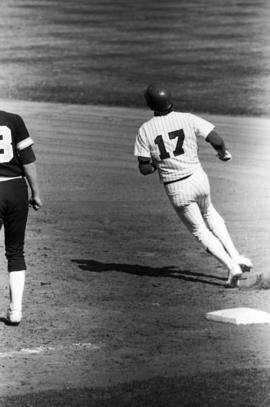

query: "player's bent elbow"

left=138, top=163, right=155, bottom=175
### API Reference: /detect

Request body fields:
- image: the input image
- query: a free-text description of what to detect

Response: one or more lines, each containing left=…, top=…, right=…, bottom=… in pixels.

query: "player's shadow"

left=72, top=259, right=227, bottom=286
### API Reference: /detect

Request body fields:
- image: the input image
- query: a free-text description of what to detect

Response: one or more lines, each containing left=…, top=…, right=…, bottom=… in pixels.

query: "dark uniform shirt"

left=0, top=111, right=36, bottom=178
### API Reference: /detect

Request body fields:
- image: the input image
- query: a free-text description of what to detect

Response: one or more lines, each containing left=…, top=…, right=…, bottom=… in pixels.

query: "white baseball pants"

left=164, top=166, right=240, bottom=271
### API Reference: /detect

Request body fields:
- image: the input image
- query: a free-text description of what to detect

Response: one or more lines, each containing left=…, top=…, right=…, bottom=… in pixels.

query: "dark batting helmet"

left=144, top=84, right=173, bottom=112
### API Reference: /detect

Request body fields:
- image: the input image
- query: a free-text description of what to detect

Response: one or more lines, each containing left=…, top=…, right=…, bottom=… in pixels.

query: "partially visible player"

left=134, top=84, right=252, bottom=288
left=0, top=109, right=42, bottom=325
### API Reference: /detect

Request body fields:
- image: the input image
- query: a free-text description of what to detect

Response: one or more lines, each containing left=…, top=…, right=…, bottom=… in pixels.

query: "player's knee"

left=5, top=240, right=26, bottom=271
left=6, top=250, right=26, bottom=272
left=204, top=206, right=225, bottom=224
left=192, top=226, right=218, bottom=251
left=7, top=257, right=26, bottom=272
left=192, top=225, right=208, bottom=242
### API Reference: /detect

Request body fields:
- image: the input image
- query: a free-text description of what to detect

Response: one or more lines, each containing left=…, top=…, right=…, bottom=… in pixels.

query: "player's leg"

left=4, top=179, right=29, bottom=324
left=8, top=270, right=25, bottom=324
left=165, top=167, right=242, bottom=286
left=198, top=196, right=240, bottom=259
left=198, top=195, right=252, bottom=271
left=188, top=166, right=252, bottom=271
left=175, top=203, right=235, bottom=268
left=174, top=203, right=242, bottom=287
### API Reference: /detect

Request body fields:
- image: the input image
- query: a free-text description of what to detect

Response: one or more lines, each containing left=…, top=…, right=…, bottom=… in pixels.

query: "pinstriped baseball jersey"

left=134, top=111, right=215, bottom=183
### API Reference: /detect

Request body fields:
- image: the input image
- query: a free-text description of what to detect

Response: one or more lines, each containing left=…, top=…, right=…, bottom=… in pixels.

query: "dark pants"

left=0, top=178, right=29, bottom=271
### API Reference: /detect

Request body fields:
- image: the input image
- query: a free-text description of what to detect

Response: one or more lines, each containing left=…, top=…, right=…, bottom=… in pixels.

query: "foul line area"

left=0, top=342, right=100, bottom=358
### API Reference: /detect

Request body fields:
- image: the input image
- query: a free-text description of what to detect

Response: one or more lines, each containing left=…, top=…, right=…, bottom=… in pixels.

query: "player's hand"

left=217, top=150, right=232, bottom=161
left=29, top=196, right=43, bottom=211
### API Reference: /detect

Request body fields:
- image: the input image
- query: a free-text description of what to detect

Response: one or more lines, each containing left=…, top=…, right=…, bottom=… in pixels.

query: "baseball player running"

left=134, top=84, right=252, bottom=288
left=0, top=109, right=42, bottom=325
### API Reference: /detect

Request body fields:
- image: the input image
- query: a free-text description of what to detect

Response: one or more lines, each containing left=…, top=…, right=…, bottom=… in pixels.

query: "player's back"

left=139, top=111, right=203, bottom=182
left=0, top=110, right=32, bottom=177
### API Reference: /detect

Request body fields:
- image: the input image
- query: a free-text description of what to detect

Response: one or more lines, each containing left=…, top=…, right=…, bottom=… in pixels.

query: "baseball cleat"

left=225, top=264, right=243, bottom=288
left=6, top=308, right=22, bottom=326
left=238, top=255, right=253, bottom=273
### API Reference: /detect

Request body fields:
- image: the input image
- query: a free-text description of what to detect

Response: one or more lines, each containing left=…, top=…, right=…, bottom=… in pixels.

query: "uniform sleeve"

left=19, top=146, right=36, bottom=164
left=14, top=115, right=36, bottom=164
left=188, top=113, right=215, bottom=139
left=134, top=127, right=151, bottom=158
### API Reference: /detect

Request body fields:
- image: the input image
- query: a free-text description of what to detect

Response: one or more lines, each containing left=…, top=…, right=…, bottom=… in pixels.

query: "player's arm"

left=205, top=130, right=232, bottom=161
left=138, top=156, right=157, bottom=175
left=18, top=144, right=43, bottom=211
left=134, top=130, right=156, bottom=175
left=14, top=114, right=43, bottom=210
left=23, top=161, right=42, bottom=210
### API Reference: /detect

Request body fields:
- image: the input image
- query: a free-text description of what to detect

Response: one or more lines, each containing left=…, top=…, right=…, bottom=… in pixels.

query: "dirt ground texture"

left=0, top=1, right=270, bottom=405
left=0, top=100, right=269, bottom=406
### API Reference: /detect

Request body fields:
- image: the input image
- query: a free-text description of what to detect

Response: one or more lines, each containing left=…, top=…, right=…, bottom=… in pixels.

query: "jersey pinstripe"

left=164, top=165, right=210, bottom=207
left=134, top=108, right=250, bottom=280
left=134, top=112, right=214, bottom=182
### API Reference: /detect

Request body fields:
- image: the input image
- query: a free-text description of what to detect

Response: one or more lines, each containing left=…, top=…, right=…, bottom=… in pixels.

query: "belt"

left=0, top=176, right=23, bottom=182
left=164, top=174, right=192, bottom=185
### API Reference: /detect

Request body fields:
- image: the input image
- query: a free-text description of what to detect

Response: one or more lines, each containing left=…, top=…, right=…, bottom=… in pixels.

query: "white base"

left=206, top=307, right=270, bottom=325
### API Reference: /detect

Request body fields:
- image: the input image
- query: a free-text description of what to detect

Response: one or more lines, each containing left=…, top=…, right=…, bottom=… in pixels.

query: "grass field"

left=0, top=0, right=270, bottom=116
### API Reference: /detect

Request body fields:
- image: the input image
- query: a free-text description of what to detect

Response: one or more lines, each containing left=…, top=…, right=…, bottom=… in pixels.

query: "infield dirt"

left=0, top=100, right=269, bottom=406
left=0, top=0, right=270, bottom=405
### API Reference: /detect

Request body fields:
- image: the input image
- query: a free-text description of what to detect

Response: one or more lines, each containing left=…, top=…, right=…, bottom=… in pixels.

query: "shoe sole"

left=5, top=318, right=20, bottom=326
left=225, top=273, right=242, bottom=288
